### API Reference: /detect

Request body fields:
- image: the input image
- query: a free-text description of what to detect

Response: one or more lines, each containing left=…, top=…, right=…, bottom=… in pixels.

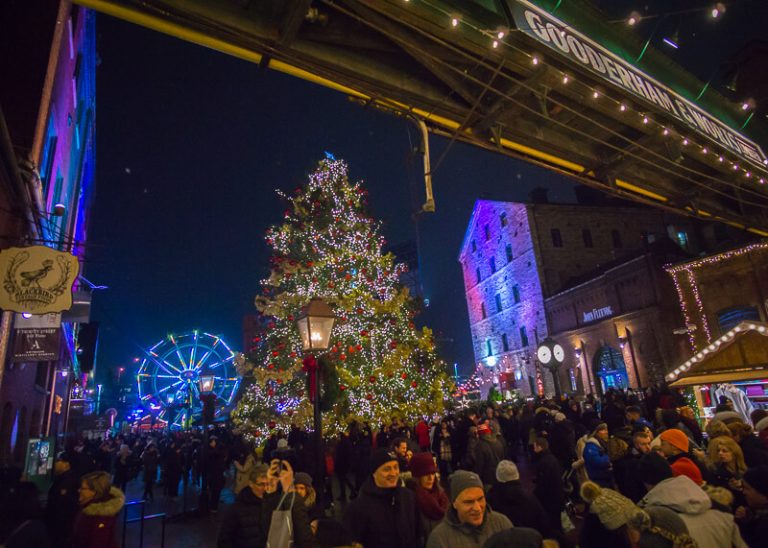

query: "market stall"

left=667, top=321, right=768, bottom=420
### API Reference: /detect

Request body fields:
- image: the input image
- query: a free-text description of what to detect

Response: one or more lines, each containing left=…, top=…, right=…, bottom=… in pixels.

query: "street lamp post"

left=537, top=339, right=565, bottom=397
left=197, top=373, right=216, bottom=514
left=295, top=298, right=336, bottom=502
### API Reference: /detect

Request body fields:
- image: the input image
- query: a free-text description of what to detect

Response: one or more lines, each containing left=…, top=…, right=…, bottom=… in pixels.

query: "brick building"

left=666, top=242, right=768, bottom=352
left=545, top=239, right=690, bottom=396
left=0, top=1, right=96, bottom=464
left=459, top=198, right=695, bottom=396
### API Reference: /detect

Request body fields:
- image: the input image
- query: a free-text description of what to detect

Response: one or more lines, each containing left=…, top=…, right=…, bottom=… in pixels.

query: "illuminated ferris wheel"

left=137, top=331, right=240, bottom=428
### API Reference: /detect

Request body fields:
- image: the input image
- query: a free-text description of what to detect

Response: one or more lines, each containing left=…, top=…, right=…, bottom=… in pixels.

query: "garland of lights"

left=401, top=0, right=767, bottom=187
left=667, top=321, right=768, bottom=382
left=231, top=157, right=453, bottom=443
left=666, top=242, right=768, bottom=352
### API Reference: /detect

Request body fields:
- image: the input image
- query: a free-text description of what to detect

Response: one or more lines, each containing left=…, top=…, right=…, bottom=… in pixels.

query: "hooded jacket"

left=639, top=475, right=747, bottom=548
left=426, top=505, right=512, bottom=548
left=583, top=437, right=613, bottom=487
left=72, top=486, right=125, bottom=548
left=342, top=476, right=419, bottom=548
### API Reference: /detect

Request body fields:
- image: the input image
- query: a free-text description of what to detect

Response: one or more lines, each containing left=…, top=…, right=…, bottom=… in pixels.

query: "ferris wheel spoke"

left=190, top=332, right=199, bottom=371
left=195, top=349, right=214, bottom=370
left=154, top=375, right=179, bottom=379
left=157, top=380, right=183, bottom=394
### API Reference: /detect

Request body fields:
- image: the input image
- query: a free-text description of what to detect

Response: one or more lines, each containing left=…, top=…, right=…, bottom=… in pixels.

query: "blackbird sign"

left=0, top=246, right=79, bottom=313
left=509, top=0, right=768, bottom=169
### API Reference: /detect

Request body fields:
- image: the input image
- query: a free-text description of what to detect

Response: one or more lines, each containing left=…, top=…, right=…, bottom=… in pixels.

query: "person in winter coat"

left=46, top=452, right=80, bottom=548
left=112, top=444, right=133, bottom=492
left=416, top=419, right=431, bottom=451
left=735, top=465, right=768, bottom=547
left=294, top=472, right=324, bottom=523
left=549, top=412, right=577, bottom=469
left=163, top=440, right=183, bottom=497
left=614, top=430, right=652, bottom=502
left=233, top=448, right=256, bottom=495
left=728, top=421, right=768, bottom=468
left=637, top=455, right=747, bottom=548
left=204, top=436, right=228, bottom=512
left=72, top=471, right=126, bottom=548
left=408, top=452, right=449, bottom=537
left=141, top=443, right=160, bottom=502
left=432, top=419, right=456, bottom=479
left=217, top=463, right=270, bottom=548
left=474, top=424, right=504, bottom=490
left=342, top=448, right=420, bottom=548
left=532, top=437, right=565, bottom=533
left=488, top=460, right=553, bottom=536
left=658, top=429, right=708, bottom=485
left=262, top=460, right=316, bottom=548
left=583, top=423, right=614, bottom=488
left=708, top=436, right=747, bottom=505
left=334, top=431, right=355, bottom=502
left=426, top=470, right=512, bottom=548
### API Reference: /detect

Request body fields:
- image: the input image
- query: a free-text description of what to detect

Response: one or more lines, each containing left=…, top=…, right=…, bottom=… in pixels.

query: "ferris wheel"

left=137, top=331, right=240, bottom=428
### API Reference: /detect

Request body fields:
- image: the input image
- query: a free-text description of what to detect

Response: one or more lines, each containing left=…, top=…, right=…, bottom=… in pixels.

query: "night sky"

left=87, top=2, right=764, bottom=388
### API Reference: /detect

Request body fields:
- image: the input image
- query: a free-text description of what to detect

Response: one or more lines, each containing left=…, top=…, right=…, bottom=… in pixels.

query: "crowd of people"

left=2, top=386, right=768, bottom=547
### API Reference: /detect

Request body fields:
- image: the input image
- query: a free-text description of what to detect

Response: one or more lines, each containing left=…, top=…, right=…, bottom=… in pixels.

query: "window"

left=475, top=267, right=481, bottom=284
left=512, top=284, right=521, bottom=304
left=501, top=333, right=509, bottom=352
left=500, top=212, right=508, bottom=227
left=484, top=225, right=490, bottom=241
left=486, top=339, right=493, bottom=357
left=611, top=229, right=623, bottom=248
left=472, top=240, right=477, bottom=252
left=551, top=228, right=563, bottom=247
left=582, top=228, right=593, bottom=248
left=505, top=244, right=513, bottom=263
left=519, top=326, right=529, bottom=347
left=495, top=293, right=502, bottom=313
left=481, top=302, right=486, bottom=319
left=40, top=119, right=57, bottom=193
left=489, top=257, right=496, bottom=274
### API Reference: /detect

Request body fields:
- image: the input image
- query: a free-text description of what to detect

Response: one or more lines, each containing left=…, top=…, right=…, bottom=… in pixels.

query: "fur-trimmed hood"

left=82, top=487, right=125, bottom=517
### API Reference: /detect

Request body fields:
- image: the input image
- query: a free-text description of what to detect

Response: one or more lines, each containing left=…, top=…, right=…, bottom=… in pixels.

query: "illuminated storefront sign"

left=583, top=306, right=614, bottom=323
left=509, top=0, right=767, bottom=169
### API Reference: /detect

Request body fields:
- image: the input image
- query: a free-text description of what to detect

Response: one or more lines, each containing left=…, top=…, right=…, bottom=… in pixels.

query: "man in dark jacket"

left=614, top=429, right=652, bottom=502
left=488, top=460, right=553, bottom=536
left=342, top=448, right=420, bottom=548
left=46, top=453, right=80, bottom=548
left=549, top=412, right=576, bottom=469
left=217, top=464, right=270, bottom=548
left=474, top=423, right=504, bottom=490
left=532, top=437, right=564, bottom=533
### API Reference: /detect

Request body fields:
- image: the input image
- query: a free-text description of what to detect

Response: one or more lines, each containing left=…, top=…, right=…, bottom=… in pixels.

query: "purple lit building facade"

left=459, top=199, right=692, bottom=397
left=0, top=2, right=96, bottom=463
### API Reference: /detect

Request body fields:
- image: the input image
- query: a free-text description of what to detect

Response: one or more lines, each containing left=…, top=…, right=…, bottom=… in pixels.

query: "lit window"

left=484, top=225, right=490, bottom=241
left=502, top=333, right=509, bottom=352
left=481, top=302, right=486, bottom=319
left=519, top=326, right=528, bottom=347
left=495, top=293, right=502, bottom=312
left=476, top=267, right=481, bottom=284
left=512, top=284, right=521, bottom=304
left=505, top=244, right=513, bottom=263
left=490, top=257, right=496, bottom=273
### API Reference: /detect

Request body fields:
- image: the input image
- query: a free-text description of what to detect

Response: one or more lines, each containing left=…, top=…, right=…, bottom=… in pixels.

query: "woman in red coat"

left=72, top=471, right=125, bottom=548
left=408, top=452, right=449, bottom=538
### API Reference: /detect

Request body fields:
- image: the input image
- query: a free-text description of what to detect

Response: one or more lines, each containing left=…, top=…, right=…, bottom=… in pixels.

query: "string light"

left=627, top=11, right=641, bottom=26
left=642, top=115, right=649, bottom=124
left=592, top=90, right=600, bottom=99
left=562, top=74, right=569, bottom=84
left=619, top=103, right=627, bottom=112
left=492, top=40, right=499, bottom=49
left=733, top=163, right=739, bottom=170
left=718, top=156, right=724, bottom=162
left=682, top=138, right=689, bottom=146
left=451, top=17, right=459, bottom=28
left=497, top=31, right=506, bottom=39
left=701, top=147, right=708, bottom=154
left=663, top=128, right=670, bottom=136
left=531, top=55, right=539, bottom=66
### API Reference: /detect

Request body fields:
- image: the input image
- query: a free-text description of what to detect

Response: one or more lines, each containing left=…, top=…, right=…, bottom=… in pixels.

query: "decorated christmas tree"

left=232, top=156, right=452, bottom=440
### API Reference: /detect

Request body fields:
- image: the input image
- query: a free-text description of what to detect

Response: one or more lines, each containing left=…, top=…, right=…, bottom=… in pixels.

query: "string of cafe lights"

left=318, top=1, right=768, bottom=229
left=352, top=1, right=768, bottom=194
left=665, top=242, right=768, bottom=351
left=666, top=321, right=768, bottom=383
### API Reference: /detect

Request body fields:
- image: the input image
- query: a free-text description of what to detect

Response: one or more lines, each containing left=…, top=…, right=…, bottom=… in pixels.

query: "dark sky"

left=87, top=1, right=765, bottom=387
left=88, top=14, right=577, bottom=386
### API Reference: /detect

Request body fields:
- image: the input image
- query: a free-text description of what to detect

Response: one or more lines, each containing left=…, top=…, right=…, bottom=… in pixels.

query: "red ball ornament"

left=365, top=394, right=373, bottom=400
left=272, top=351, right=280, bottom=357
left=331, top=347, right=338, bottom=353
left=298, top=390, right=304, bottom=397
left=267, top=363, right=275, bottom=370
left=287, top=315, right=294, bottom=321
left=254, top=337, right=261, bottom=342
left=348, top=345, right=355, bottom=354
left=356, top=345, right=362, bottom=351
left=390, top=341, right=398, bottom=349
left=411, top=381, right=418, bottom=388
left=255, top=431, right=261, bottom=437
left=408, top=322, right=415, bottom=329
left=268, top=322, right=276, bottom=329
left=340, top=354, right=347, bottom=361
left=345, top=274, right=352, bottom=281
left=276, top=378, right=283, bottom=385
left=306, top=261, right=313, bottom=267
left=369, top=375, right=376, bottom=383
left=360, top=330, right=369, bottom=337
left=328, top=282, right=335, bottom=288
left=339, top=385, right=347, bottom=391
left=356, top=308, right=364, bottom=314
left=268, top=421, right=276, bottom=429
left=401, top=372, right=408, bottom=380
left=289, top=352, right=297, bottom=358
left=267, top=389, right=274, bottom=397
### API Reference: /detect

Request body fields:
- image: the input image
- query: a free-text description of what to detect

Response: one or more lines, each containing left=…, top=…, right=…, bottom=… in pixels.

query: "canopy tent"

left=668, top=322, right=768, bottom=387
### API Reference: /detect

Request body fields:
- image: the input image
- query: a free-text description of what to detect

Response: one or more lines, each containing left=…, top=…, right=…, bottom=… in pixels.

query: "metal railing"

left=121, top=499, right=166, bottom=548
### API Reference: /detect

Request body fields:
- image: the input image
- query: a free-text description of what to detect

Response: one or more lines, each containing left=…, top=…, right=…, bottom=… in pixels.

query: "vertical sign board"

left=12, top=313, right=62, bottom=362
left=508, top=0, right=768, bottom=170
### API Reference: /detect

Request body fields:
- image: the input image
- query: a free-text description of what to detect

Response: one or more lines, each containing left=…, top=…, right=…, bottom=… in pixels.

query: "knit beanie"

left=581, top=480, right=637, bottom=530
left=744, top=465, right=768, bottom=498
left=369, top=448, right=398, bottom=475
left=670, top=457, right=703, bottom=485
left=449, top=470, right=483, bottom=502
left=659, top=429, right=689, bottom=452
left=482, top=527, right=543, bottom=548
left=496, top=460, right=520, bottom=483
left=294, top=472, right=313, bottom=488
left=409, top=452, right=437, bottom=478
left=630, top=506, right=696, bottom=548
left=637, top=453, right=673, bottom=486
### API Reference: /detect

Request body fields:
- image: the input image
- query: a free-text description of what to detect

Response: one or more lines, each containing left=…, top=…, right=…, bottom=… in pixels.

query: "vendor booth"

left=667, top=321, right=768, bottom=420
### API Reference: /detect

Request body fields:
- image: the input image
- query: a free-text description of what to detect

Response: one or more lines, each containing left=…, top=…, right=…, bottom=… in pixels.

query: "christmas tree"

left=232, top=156, right=452, bottom=441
